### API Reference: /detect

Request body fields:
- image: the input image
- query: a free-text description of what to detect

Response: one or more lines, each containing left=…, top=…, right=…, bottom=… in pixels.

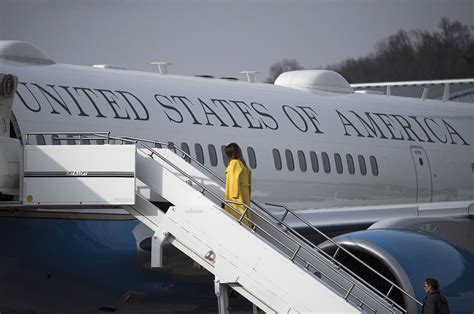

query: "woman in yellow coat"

left=224, top=143, right=252, bottom=227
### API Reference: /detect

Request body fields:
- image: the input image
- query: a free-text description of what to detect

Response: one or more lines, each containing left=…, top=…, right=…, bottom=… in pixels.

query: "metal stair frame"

left=110, top=135, right=420, bottom=313
left=122, top=135, right=420, bottom=313
left=21, top=132, right=424, bottom=313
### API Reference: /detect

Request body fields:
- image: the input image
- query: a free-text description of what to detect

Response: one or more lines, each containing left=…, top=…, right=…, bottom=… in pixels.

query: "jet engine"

left=319, top=223, right=474, bottom=313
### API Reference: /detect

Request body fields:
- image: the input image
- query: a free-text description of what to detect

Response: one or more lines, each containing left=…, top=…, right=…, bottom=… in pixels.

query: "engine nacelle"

left=319, top=228, right=474, bottom=313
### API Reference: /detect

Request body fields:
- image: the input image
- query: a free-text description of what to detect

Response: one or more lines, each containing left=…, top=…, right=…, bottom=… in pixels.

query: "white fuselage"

left=2, top=60, right=473, bottom=209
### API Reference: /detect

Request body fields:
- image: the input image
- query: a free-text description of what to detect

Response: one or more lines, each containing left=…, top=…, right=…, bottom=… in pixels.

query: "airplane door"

left=410, top=146, right=433, bottom=202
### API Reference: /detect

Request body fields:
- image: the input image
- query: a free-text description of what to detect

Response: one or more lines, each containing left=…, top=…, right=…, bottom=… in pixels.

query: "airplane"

left=0, top=40, right=473, bottom=313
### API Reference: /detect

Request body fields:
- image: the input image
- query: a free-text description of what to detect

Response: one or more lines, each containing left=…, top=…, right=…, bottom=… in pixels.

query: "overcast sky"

left=1, top=0, right=472, bottom=81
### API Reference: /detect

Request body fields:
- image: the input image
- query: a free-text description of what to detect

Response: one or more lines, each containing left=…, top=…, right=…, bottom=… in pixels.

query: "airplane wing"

left=269, top=199, right=471, bottom=231
left=351, top=78, right=474, bottom=102
left=267, top=200, right=474, bottom=313
left=281, top=200, right=473, bottom=229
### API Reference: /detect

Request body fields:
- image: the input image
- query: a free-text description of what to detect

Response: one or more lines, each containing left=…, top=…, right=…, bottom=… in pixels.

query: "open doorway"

left=9, top=112, right=22, bottom=143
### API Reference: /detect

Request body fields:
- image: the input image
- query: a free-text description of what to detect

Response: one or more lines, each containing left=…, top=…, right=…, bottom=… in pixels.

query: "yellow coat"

left=225, top=159, right=252, bottom=226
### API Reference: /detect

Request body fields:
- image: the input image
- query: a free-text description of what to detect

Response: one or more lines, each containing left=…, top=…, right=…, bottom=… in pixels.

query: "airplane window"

left=168, top=141, right=176, bottom=153
left=247, top=147, right=257, bottom=169
left=195, top=143, right=205, bottom=164
left=370, top=156, right=379, bottom=176
left=52, top=135, right=61, bottom=145
left=221, top=145, right=229, bottom=167
left=310, top=151, right=319, bottom=173
left=285, top=149, right=295, bottom=171
left=322, top=152, right=331, bottom=173
left=181, top=143, right=191, bottom=163
left=358, top=155, right=367, bottom=176
left=334, top=153, right=343, bottom=174
left=67, top=135, right=76, bottom=145
left=297, top=150, right=307, bottom=172
left=209, top=144, right=218, bottom=167
left=346, top=154, right=355, bottom=175
left=272, top=149, right=282, bottom=170
left=36, top=134, right=46, bottom=145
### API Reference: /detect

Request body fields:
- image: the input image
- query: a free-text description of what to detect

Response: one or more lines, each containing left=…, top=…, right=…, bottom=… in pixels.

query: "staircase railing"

left=117, top=135, right=422, bottom=312
left=25, top=132, right=423, bottom=313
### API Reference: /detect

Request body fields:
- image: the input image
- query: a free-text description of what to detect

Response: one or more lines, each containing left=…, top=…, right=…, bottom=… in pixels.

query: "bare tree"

left=327, top=18, right=473, bottom=83
left=265, top=59, right=304, bottom=83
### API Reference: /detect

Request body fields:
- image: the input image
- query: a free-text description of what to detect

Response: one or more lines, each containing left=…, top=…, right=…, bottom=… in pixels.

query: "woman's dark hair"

left=225, top=143, right=247, bottom=167
left=425, top=278, right=439, bottom=290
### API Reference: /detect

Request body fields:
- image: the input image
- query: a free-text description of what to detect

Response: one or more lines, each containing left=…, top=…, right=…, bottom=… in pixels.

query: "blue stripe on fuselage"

left=0, top=217, right=215, bottom=313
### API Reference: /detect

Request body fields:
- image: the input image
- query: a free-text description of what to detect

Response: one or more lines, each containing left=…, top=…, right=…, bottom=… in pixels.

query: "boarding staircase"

left=1, top=72, right=421, bottom=314
left=13, top=132, right=424, bottom=314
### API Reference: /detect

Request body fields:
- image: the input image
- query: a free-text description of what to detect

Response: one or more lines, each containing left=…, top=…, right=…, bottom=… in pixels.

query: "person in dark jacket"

left=422, top=278, right=450, bottom=314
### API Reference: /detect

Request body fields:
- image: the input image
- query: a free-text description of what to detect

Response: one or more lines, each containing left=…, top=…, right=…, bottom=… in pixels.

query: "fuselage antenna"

left=151, top=62, right=172, bottom=74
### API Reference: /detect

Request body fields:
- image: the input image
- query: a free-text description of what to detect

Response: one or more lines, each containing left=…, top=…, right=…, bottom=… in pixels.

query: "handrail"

left=265, top=203, right=423, bottom=308
left=113, top=135, right=420, bottom=309
left=225, top=201, right=404, bottom=314
left=24, top=132, right=419, bottom=312
left=96, top=137, right=406, bottom=312
left=25, top=132, right=111, bottom=145
left=121, top=136, right=418, bottom=312
left=120, top=136, right=227, bottom=185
